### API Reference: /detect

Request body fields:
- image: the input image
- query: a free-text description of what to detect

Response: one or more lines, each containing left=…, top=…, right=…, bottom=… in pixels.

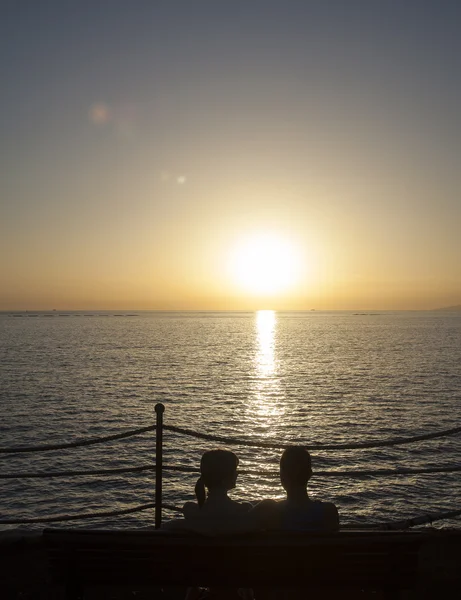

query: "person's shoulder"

left=320, top=500, right=338, bottom=515
left=162, top=518, right=191, bottom=531
left=183, top=501, right=200, bottom=519
left=319, top=501, right=339, bottom=531
left=219, top=499, right=254, bottom=515
left=276, top=498, right=338, bottom=532
left=235, top=501, right=253, bottom=513
left=249, top=498, right=280, bottom=528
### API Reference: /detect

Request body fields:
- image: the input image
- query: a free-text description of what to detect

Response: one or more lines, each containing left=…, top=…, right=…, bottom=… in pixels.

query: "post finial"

left=155, top=403, right=165, bottom=414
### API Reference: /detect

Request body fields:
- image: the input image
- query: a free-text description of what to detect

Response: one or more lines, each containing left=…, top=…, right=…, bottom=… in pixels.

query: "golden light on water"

left=250, top=310, right=285, bottom=422
left=256, top=310, right=276, bottom=377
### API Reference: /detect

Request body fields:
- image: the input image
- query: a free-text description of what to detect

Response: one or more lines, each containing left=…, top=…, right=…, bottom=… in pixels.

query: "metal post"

left=155, top=403, right=165, bottom=529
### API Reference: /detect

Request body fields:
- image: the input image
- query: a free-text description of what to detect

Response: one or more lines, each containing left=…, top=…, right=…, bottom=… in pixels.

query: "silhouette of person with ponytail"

left=181, top=450, right=256, bottom=600
left=183, top=449, right=253, bottom=520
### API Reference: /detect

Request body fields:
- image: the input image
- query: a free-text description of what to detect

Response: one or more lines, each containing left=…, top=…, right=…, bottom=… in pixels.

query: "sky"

left=1, top=0, right=460, bottom=310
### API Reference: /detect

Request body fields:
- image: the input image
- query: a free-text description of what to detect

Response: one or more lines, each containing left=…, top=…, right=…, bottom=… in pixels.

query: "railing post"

left=155, top=403, right=165, bottom=529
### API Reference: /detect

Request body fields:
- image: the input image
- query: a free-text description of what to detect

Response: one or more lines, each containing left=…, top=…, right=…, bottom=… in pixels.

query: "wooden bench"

left=1, top=528, right=460, bottom=598
left=39, top=528, right=461, bottom=599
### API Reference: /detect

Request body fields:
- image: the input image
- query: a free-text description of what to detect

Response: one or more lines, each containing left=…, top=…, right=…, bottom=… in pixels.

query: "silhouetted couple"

left=166, top=446, right=338, bottom=533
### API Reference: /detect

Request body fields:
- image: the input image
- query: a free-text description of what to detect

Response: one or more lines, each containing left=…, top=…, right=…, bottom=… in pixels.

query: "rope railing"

left=1, top=422, right=460, bottom=455
left=1, top=503, right=460, bottom=529
left=0, top=424, right=156, bottom=454
left=366, top=507, right=461, bottom=530
left=164, top=423, right=461, bottom=450
left=0, top=503, right=181, bottom=525
left=1, top=404, right=460, bottom=529
left=1, top=463, right=461, bottom=480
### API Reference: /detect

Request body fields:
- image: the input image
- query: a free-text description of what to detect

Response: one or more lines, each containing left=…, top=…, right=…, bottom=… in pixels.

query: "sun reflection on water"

left=250, top=310, right=285, bottom=424
left=256, top=310, right=276, bottom=377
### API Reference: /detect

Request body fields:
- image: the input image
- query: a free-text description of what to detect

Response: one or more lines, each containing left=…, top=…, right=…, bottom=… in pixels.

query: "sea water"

left=1, top=310, right=460, bottom=529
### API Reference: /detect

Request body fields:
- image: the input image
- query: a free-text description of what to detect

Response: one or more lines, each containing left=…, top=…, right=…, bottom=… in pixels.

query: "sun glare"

left=229, top=232, right=301, bottom=295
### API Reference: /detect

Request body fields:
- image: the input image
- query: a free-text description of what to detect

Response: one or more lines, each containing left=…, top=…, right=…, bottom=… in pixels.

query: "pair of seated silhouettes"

left=166, top=446, right=339, bottom=533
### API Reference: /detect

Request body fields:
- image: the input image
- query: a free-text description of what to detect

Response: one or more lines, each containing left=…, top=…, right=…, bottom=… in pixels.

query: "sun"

left=229, top=232, right=301, bottom=295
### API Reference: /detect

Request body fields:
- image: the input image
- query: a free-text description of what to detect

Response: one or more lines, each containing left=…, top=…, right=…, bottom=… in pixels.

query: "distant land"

left=434, top=304, right=461, bottom=311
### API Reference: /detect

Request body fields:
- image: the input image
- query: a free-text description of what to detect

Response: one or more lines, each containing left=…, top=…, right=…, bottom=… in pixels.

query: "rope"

left=2, top=502, right=459, bottom=528
left=0, top=425, right=155, bottom=454
left=0, top=464, right=199, bottom=480
left=243, top=465, right=461, bottom=479
left=370, top=508, right=461, bottom=530
left=1, top=423, right=460, bottom=454
left=0, top=503, right=181, bottom=525
left=164, top=424, right=461, bottom=450
left=1, top=463, right=461, bottom=480
left=0, top=465, right=157, bottom=479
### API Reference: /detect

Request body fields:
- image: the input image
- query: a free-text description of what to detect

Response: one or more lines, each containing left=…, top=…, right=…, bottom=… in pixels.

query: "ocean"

left=1, top=310, right=460, bottom=530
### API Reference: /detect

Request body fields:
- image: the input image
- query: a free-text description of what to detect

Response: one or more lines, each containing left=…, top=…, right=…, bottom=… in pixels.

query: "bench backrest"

left=43, top=528, right=461, bottom=590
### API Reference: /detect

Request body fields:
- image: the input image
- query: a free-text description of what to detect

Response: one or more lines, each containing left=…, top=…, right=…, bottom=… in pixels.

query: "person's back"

left=276, top=446, right=339, bottom=531
left=276, top=497, right=338, bottom=531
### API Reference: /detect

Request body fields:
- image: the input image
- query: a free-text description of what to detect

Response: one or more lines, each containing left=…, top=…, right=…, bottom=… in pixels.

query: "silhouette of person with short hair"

left=276, top=446, right=339, bottom=531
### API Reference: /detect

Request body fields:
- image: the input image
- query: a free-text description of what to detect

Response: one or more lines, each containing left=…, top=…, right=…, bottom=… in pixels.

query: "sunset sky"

left=1, top=1, right=460, bottom=310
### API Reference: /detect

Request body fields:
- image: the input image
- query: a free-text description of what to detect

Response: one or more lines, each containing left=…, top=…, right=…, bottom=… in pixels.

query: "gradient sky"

left=1, top=0, right=460, bottom=310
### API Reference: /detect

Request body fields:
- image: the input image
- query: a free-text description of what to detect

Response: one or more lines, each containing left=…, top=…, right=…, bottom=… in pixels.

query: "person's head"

left=195, top=449, right=239, bottom=507
left=280, top=446, right=312, bottom=493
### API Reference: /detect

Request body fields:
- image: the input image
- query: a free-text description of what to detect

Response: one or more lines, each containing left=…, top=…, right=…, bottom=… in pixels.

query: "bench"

left=40, top=528, right=461, bottom=599
left=1, top=528, right=460, bottom=598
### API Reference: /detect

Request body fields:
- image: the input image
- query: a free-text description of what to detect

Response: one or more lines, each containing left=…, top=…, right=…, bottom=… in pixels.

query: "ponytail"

left=195, top=476, right=206, bottom=508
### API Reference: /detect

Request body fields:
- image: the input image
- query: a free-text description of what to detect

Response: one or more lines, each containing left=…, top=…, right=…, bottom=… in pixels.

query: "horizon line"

left=1, top=307, right=459, bottom=313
